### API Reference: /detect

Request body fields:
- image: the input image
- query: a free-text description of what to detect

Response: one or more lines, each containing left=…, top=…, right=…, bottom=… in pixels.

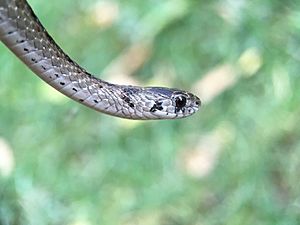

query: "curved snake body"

left=0, top=0, right=200, bottom=120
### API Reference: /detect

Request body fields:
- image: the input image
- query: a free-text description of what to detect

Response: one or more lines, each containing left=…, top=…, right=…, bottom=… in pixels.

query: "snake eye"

left=175, top=95, right=187, bottom=109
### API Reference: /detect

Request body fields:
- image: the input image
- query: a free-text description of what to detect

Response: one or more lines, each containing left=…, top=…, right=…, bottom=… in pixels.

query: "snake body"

left=0, top=0, right=200, bottom=120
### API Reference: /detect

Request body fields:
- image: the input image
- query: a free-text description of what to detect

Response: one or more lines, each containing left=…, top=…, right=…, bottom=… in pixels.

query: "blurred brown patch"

left=179, top=122, right=235, bottom=178
left=89, top=1, right=119, bottom=28
left=238, top=47, right=262, bottom=77
left=103, top=41, right=152, bottom=86
left=0, top=137, right=14, bottom=177
left=193, top=64, right=237, bottom=104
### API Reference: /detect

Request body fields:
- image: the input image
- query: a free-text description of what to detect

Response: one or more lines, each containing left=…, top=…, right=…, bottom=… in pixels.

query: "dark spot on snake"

left=60, top=82, right=65, bottom=85
left=79, top=99, right=84, bottom=102
left=156, top=102, right=163, bottom=110
left=31, top=58, right=36, bottom=62
left=150, top=106, right=156, bottom=112
left=72, top=87, right=77, bottom=92
left=150, top=101, right=163, bottom=112
left=121, top=94, right=135, bottom=108
left=94, top=99, right=99, bottom=104
left=16, top=39, right=25, bottom=43
left=121, top=95, right=130, bottom=103
left=7, top=31, right=14, bottom=34
left=24, top=48, right=29, bottom=52
left=41, top=65, right=46, bottom=70
left=55, top=73, right=59, bottom=78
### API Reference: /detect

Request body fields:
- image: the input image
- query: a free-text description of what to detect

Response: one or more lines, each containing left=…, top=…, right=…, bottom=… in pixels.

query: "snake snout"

left=187, top=92, right=201, bottom=109
left=194, top=96, right=201, bottom=108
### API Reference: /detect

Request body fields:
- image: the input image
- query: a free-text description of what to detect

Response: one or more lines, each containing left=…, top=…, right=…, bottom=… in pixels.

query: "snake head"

left=141, top=87, right=201, bottom=119
left=119, top=86, right=200, bottom=120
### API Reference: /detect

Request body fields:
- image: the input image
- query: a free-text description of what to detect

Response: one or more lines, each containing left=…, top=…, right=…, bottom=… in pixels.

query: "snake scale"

left=0, top=0, right=200, bottom=120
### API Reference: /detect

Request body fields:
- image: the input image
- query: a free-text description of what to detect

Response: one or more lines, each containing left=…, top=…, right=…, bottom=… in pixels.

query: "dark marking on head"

left=150, top=106, right=156, bottom=112
left=94, top=99, right=99, bottom=104
left=24, top=48, right=29, bottom=52
left=150, top=101, right=163, bottom=112
left=31, top=58, right=36, bottom=62
left=55, top=74, right=59, bottom=78
left=72, top=87, right=77, bottom=92
left=60, top=82, right=65, bottom=86
left=7, top=31, right=14, bottom=35
left=41, top=65, right=46, bottom=70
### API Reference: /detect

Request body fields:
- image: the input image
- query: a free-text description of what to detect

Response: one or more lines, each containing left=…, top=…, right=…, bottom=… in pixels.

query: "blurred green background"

left=1, top=0, right=300, bottom=224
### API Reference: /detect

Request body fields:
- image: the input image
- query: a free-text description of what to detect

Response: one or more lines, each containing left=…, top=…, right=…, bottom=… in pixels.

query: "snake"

left=0, top=0, right=201, bottom=120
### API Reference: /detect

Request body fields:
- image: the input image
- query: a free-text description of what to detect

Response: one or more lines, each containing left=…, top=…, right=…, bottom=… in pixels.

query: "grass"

left=1, top=0, right=300, bottom=224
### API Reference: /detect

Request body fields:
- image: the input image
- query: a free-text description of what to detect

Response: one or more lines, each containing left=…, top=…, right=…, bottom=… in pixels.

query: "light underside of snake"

left=0, top=0, right=201, bottom=120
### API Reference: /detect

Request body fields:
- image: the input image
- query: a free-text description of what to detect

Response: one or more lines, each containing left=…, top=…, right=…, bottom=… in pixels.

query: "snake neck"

left=0, top=0, right=200, bottom=120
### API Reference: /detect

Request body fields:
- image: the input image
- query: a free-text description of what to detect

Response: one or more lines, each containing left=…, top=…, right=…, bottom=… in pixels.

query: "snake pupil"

left=175, top=96, right=187, bottom=109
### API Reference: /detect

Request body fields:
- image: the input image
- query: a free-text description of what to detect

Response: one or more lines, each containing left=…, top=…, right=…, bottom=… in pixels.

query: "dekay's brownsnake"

left=0, top=0, right=201, bottom=120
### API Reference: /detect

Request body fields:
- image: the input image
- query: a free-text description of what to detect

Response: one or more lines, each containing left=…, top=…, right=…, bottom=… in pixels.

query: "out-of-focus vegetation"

left=1, top=0, right=300, bottom=224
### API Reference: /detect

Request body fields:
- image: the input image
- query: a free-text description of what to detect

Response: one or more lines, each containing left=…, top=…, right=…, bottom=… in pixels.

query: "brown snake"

left=0, top=0, right=201, bottom=120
